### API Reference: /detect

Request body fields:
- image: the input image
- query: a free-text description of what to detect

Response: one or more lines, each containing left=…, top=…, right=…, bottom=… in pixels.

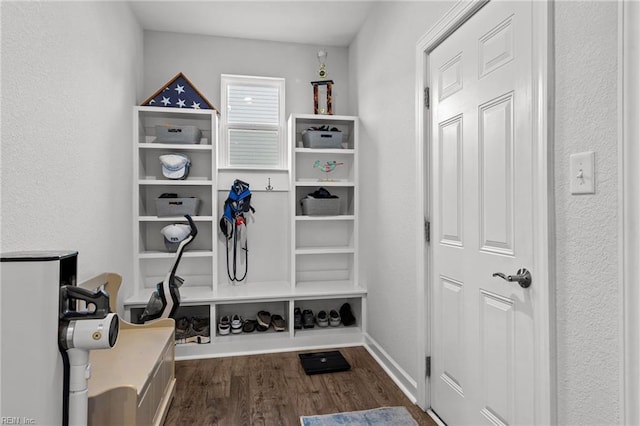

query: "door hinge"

left=426, top=356, right=431, bottom=378
left=424, top=87, right=430, bottom=109
left=425, top=219, right=431, bottom=243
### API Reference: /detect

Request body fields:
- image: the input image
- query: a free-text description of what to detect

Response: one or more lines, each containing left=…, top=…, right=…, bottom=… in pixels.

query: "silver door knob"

left=492, top=268, right=532, bottom=288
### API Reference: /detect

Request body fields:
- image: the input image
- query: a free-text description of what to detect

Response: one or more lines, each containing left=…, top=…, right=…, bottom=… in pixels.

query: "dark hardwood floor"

left=164, top=346, right=438, bottom=426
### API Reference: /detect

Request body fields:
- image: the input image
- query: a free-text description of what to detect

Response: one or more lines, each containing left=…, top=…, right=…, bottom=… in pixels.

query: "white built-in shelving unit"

left=125, top=107, right=366, bottom=359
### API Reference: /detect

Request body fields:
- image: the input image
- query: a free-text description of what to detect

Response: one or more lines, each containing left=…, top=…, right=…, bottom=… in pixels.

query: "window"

left=220, top=75, right=286, bottom=169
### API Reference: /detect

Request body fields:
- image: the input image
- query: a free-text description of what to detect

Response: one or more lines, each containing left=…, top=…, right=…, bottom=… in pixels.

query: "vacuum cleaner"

left=58, top=283, right=119, bottom=426
left=139, top=214, right=198, bottom=322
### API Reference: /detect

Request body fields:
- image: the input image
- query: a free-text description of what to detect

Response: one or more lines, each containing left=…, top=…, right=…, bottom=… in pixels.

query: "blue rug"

left=300, top=406, right=418, bottom=425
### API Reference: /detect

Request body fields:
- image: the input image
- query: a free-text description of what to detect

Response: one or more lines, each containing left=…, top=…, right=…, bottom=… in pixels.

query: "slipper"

left=257, top=310, right=271, bottom=328
left=271, top=314, right=286, bottom=332
left=243, top=319, right=256, bottom=333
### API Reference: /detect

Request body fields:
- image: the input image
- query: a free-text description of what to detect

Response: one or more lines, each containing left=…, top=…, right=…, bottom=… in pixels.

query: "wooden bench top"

left=88, top=325, right=174, bottom=398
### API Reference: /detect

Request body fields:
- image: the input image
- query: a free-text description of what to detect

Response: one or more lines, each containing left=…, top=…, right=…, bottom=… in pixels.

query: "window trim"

left=220, top=74, right=286, bottom=170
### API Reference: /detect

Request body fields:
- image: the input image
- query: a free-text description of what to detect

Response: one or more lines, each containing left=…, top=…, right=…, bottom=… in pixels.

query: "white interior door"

left=429, top=1, right=536, bottom=424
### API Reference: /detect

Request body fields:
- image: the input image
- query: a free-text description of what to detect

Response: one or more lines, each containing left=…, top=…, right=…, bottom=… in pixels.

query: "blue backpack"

left=219, top=179, right=255, bottom=281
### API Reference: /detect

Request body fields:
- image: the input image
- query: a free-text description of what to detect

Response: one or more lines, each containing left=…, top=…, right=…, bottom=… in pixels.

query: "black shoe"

left=294, top=307, right=303, bottom=329
left=302, top=309, right=315, bottom=328
left=339, top=303, right=356, bottom=326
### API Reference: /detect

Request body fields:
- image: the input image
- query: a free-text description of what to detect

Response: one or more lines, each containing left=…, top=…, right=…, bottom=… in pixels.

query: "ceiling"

left=129, top=1, right=376, bottom=47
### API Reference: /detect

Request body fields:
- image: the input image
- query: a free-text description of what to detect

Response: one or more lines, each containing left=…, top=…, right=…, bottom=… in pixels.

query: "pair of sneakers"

left=218, top=314, right=243, bottom=335
left=294, top=308, right=315, bottom=329
left=175, top=316, right=210, bottom=344
left=316, top=309, right=342, bottom=327
left=294, top=308, right=343, bottom=329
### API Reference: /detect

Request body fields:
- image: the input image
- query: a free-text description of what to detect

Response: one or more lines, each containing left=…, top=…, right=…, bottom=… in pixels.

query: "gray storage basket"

left=155, top=125, right=202, bottom=144
left=155, top=197, right=200, bottom=217
left=302, top=130, right=344, bottom=149
left=300, top=197, right=341, bottom=215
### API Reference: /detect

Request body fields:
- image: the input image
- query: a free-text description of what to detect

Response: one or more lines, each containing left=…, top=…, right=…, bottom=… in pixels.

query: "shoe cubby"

left=293, top=297, right=362, bottom=336
left=173, top=305, right=211, bottom=345
left=214, top=300, right=289, bottom=337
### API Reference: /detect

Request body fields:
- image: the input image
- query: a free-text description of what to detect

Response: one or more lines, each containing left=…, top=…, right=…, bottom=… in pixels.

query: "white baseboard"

left=363, top=333, right=419, bottom=403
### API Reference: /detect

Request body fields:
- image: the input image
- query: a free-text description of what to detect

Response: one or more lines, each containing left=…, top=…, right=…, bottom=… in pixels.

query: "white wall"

left=1, top=2, right=143, bottom=289
left=349, top=1, right=451, bottom=385
left=143, top=31, right=349, bottom=116
left=352, top=1, right=623, bottom=423
left=554, top=1, right=620, bottom=424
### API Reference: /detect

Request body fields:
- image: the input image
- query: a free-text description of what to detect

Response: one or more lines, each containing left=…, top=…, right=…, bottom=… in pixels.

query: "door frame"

left=620, top=1, right=639, bottom=424
left=413, top=1, right=556, bottom=423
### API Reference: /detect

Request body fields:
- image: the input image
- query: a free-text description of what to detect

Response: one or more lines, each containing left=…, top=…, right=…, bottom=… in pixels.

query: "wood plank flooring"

left=164, top=346, right=438, bottom=426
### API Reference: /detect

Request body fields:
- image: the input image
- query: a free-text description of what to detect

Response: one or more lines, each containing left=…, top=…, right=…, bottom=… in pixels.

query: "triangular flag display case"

left=141, top=72, right=219, bottom=112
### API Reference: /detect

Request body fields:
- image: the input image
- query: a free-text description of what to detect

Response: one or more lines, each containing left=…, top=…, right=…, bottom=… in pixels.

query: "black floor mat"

left=299, top=351, right=351, bottom=375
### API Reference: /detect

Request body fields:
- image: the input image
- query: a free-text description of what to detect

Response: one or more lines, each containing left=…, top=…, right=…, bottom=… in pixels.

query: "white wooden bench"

left=79, top=273, right=175, bottom=426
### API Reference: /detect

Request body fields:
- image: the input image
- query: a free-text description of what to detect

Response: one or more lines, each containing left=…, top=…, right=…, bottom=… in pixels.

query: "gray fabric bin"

left=302, top=130, right=343, bottom=148
left=156, top=197, right=200, bottom=217
left=300, top=197, right=340, bottom=215
left=155, top=125, right=202, bottom=144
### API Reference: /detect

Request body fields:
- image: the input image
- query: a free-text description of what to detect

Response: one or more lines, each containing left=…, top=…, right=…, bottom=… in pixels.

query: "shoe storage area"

left=124, top=108, right=367, bottom=359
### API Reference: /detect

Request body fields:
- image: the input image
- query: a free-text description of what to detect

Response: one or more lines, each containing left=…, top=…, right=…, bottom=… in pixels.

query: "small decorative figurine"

left=314, top=160, right=344, bottom=181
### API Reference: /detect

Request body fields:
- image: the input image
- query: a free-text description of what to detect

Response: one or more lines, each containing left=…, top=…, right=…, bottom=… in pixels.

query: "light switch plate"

left=570, top=151, right=595, bottom=194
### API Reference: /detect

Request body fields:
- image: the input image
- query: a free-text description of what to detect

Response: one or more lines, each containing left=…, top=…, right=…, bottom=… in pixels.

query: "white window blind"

left=227, top=85, right=279, bottom=125
left=221, top=75, right=285, bottom=169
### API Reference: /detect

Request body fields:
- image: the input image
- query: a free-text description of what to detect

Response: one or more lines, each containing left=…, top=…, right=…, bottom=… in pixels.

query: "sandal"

left=271, top=314, right=286, bottom=332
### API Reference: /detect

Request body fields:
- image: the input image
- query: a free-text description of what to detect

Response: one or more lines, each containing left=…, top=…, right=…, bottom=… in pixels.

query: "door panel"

left=439, top=116, right=464, bottom=246
left=430, top=1, right=535, bottom=424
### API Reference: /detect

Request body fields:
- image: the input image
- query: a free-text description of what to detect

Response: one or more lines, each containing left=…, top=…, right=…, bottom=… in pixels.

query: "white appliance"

left=1, top=251, right=118, bottom=426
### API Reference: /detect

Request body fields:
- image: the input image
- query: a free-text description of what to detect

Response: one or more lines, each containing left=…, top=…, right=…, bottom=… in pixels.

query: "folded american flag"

left=141, top=72, right=217, bottom=111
